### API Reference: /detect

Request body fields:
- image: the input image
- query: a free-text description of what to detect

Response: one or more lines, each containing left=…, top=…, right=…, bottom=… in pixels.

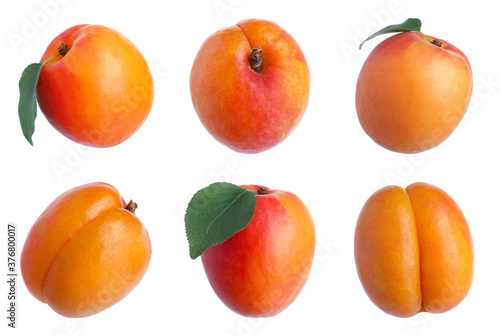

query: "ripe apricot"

left=21, top=182, right=151, bottom=317
left=36, top=25, right=154, bottom=147
left=356, top=32, right=472, bottom=153
left=190, top=19, right=310, bottom=153
left=354, top=182, right=473, bottom=317
left=201, top=185, right=316, bottom=317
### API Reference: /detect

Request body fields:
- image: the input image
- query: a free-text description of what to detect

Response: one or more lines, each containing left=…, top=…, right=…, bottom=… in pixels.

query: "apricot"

left=201, top=186, right=315, bottom=317
left=354, top=182, right=473, bottom=317
left=21, top=182, right=151, bottom=317
left=36, top=25, right=154, bottom=147
left=356, top=32, right=472, bottom=153
left=190, top=19, right=310, bottom=153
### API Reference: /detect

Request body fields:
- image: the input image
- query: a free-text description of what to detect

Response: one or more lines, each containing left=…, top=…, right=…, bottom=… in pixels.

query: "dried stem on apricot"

left=431, top=39, right=443, bottom=47
left=125, top=200, right=138, bottom=213
left=58, top=43, right=70, bottom=56
left=257, top=187, right=269, bottom=195
left=250, top=48, right=263, bottom=73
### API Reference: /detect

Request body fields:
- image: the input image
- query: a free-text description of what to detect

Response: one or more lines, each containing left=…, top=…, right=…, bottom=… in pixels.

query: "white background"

left=1, top=0, right=499, bottom=335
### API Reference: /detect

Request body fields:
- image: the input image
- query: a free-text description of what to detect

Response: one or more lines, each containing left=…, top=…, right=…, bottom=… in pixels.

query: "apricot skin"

left=201, top=185, right=315, bottom=317
left=354, top=182, right=473, bottom=317
left=190, top=19, right=310, bottom=153
left=21, top=183, right=151, bottom=317
left=36, top=25, right=154, bottom=147
left=356, top=32, right=473, bottom=153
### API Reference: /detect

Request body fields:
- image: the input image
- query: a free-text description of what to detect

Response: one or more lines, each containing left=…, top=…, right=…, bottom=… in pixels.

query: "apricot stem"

left=419, top=33, right=442, bottom=47
left=418, top=32, right=434, bottom=45
left=41, top=53, right=62, bottom=66
left=125, top=200, right=138, bottom=213
left=431, top=39, right=443, bottom=47
left=58, top=43, right=70, bottom=56
left=257, top=187, right=269, bottom=195
left=250, top=48, right=263, bottom=73
left=40, top=43, right=69, bottom=66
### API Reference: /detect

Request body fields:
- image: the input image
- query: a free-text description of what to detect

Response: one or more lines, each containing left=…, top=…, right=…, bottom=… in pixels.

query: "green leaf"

left=18, top=62, right=44, bottom=146
left=359, top=18, right=430, bottom=49
left=185, top=182, right=257, bottom=260
left=18, top=52, right=61, bottom=146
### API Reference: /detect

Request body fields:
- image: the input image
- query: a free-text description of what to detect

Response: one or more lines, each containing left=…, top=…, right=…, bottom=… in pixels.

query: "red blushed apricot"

left=201, top=185, right=315, bottom=317
left=36, top=25, right=154, bottom=147
left=21, top=182, right=151, bottom=317
left=190, top=19, right=310, bottom=153
left=356, top=32, right=472, bottom=153
left=354, top=182, right=473, bottom=317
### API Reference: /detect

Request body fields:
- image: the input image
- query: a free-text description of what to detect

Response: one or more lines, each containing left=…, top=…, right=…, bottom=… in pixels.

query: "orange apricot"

left=356, top=32, right=472, bottom=153
left=354, top=182, right=473, bottom=317
left=36, top=25, right=154, bottom=147
left=21, top=182, right=151, bottom=317
left=190, top=19, right=310, bottom=153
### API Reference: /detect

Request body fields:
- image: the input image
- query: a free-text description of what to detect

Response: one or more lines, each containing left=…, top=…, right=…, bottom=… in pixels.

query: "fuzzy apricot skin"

left=354, top=182, right=473, bottom=317
left=201, top=185, right=316, bottom=317
left=21, top=182, right=152, bottom=318
left=356, top=32, right=473, bottom=153
left=36, top=25, right=154, bottom=148
left=190, top=19, right=310, bottom=154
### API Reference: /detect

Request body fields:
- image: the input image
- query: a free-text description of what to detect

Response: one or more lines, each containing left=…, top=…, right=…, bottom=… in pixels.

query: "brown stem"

left=58, top=43, right=70, bottom=56
left=125, top=200, right=138, bottom=213
left=250, top=48, right=263, bottom=73
left=257, top=187, right=269, bottom=195
left=431, top=39, right=442, bottom=47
